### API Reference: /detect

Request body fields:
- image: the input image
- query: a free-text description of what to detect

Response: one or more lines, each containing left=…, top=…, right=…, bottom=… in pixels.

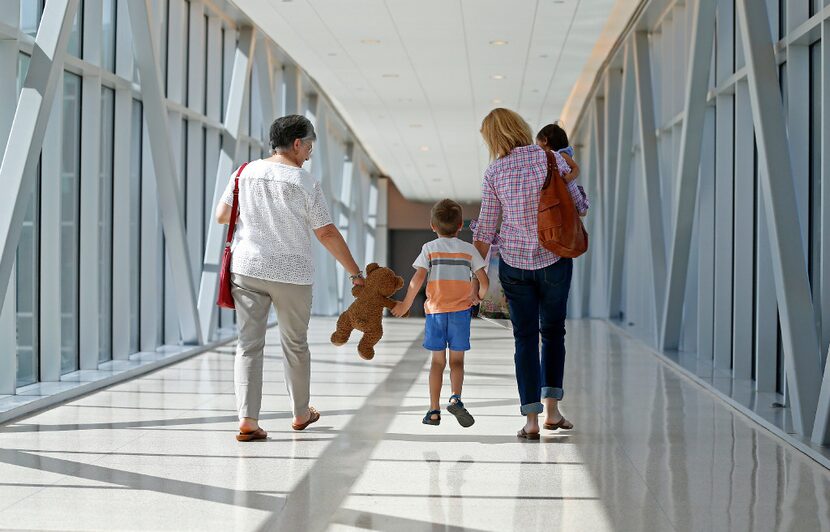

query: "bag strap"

left=542, top=150, right=559, bottom=189
left=224, top=162, right=249, bottom=247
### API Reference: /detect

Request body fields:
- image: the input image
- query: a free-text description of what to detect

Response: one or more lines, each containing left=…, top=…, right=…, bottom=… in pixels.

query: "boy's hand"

left=392, top=301, right=410, bottom=318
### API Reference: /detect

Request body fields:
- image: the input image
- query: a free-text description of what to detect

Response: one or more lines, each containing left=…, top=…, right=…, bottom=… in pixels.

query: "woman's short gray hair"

left=270, top=115, right=316, bottom=151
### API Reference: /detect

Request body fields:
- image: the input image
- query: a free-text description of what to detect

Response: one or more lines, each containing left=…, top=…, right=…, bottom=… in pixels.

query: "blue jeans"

left=499, top=257, right=573, bottom=415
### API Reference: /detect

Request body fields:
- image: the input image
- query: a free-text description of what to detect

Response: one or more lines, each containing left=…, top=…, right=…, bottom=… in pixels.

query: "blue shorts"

left=423, top=309, right=473, bottom=351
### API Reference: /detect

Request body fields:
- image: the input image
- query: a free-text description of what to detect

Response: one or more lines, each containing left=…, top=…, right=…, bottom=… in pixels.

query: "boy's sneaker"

left=447, top=394, right=475, bottom=428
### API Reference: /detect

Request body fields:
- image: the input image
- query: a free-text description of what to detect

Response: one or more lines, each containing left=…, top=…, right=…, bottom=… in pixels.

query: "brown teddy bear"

left=331, top=263, right=405, bottom=360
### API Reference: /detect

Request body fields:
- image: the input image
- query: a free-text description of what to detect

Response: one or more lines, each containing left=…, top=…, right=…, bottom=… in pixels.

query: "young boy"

left=392, top=199, right=489, bottom=427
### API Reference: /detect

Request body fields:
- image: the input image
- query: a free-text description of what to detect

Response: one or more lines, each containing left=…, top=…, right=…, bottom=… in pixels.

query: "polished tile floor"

left=1, top=317, right=829, bottom=531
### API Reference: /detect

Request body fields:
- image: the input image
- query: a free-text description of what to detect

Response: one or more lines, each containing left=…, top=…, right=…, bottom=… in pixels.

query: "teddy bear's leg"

left=331, top=313, right=353, bottom=346
left=357, top=327, right=383, bottom=361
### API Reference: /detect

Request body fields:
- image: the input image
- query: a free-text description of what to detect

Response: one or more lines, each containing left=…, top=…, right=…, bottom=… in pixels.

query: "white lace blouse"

left=221, top=159, right=332, bottom=285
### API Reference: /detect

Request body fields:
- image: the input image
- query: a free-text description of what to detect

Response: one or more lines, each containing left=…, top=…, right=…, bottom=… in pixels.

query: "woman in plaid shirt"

left=472, top=108, right=589, bottom=440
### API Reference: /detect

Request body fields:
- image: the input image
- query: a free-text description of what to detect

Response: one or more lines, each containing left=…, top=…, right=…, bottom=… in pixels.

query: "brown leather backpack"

left=538, top=151, right=588, bottom=258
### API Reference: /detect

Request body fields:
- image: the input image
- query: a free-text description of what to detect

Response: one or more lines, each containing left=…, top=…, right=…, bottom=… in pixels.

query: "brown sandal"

left=543, top=417, right=573, bottom=430
left=291, top=407, right=320, bottom=431
left=236, top=427, right=268, bottom=442
left=517, top=428, right=540, bottom=440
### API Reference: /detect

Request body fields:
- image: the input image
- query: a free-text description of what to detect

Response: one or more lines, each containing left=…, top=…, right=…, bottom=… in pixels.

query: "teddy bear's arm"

left=352, top=285, right=365, bottom=297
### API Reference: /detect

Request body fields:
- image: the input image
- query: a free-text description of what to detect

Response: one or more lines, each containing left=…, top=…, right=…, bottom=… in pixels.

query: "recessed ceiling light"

left=409, top=123, right=423, bottom=128
left=328, top=52, right=338, bottom=56
left=361, top=39, right=381, bottom=45
left=490, top=40, right=508, bottom=46
left=492, top=98, right=502, bottom=104
left=427, top=164, right=438, bottom=168
left=539, top=53, right=549, bottom=58
left=491, top=74, right=505, bottom=80
left=531, top=88, right=540, bottom=93
left=381, top=73, right=399, bottom=78
left=420, top=145, right=430, bottom=152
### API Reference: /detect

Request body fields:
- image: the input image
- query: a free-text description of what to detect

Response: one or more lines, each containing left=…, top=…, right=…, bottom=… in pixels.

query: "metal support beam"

left=608, top=44, right=636, bottom=320
left=581, top=106, right=602, bottom=316
left=111, top=0, right=137, bottom=360
left=284, top=64, right=301, bottom=115
left=632, top=31, right=668, bottom=326
left=79, top=0, right=103, bottom=369
left=254, top=40, right=275, bottom=135
left=0, top=0, right=78, bottom=317
left=603, top=68, right=622, bottom=298
left=126, top=0, right=203, bottom=345
left=660, top=0, right=716, bottom=350
left=735, top=0, right=823, bottom=437
left=197, top=27, right=256, bottom=342
left=0, top=6, right=19, bottom=394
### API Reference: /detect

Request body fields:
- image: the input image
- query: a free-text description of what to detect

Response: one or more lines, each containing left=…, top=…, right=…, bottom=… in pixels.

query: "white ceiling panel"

left=232, top=0, right=634, bottom=201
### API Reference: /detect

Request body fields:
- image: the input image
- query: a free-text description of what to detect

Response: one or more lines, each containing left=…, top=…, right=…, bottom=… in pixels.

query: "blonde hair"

left=480, top=108, right=533, bottom=160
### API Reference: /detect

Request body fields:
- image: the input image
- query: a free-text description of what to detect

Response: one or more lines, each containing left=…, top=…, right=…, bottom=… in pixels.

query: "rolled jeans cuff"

left=520, top=402, right=544, bottom=416
left=542, top=387, right=564, bottom=400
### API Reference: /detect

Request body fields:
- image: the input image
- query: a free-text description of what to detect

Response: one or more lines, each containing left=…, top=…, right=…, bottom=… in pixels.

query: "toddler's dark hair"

left=536, top=123, right=569, bottom=151
left=431, top=199, right=463, bottom=236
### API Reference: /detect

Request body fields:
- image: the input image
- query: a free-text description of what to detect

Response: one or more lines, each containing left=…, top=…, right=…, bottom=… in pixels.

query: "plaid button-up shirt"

left=472, top=144, right=590, bottom=271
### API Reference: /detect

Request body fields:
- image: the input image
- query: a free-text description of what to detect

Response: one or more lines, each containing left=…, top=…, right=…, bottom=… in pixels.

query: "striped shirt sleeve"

left=473, top=171, right=501, bottom=245
left=567, top=180, right=589, bottom=214
left=413, top=244, right=429, bottom=270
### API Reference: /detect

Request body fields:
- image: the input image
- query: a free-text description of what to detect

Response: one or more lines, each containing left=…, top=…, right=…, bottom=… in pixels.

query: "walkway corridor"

left=1, top=317, right=829, bottom=531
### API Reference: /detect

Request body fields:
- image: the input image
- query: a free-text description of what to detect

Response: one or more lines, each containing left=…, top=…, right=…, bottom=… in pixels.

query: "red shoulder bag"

left=216, top=162, right=249, bottom=309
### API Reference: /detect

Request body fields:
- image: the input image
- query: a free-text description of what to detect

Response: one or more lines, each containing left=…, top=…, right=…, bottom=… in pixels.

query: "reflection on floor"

left=0, top=317, right=829, bottom=531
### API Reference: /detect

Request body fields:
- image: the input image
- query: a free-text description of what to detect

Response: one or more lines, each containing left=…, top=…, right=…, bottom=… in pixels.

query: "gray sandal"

left=447, top=395, right=475, bottom=428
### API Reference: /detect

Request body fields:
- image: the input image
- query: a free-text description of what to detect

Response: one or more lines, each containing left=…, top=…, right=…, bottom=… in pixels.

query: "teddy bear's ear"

left=365, top=263, right=380, bottom=275
left=395, top=276, right=404, bottom=291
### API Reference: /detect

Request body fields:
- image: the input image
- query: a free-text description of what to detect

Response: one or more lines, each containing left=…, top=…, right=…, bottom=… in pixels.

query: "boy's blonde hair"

left=480, top=108, right=533, bottom=160
left=431, top=199, right=463, bottom=236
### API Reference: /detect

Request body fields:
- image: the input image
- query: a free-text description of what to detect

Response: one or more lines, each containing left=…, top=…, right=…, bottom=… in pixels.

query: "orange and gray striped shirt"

left=413, top=237, right=487, bottom=315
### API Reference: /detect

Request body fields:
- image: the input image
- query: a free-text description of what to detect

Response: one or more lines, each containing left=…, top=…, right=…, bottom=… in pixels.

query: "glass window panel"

left=20, top=0, right=42, bottom=37
left=67, top=0, right=84, bottom=58
left=203, top=15, right=209, bottom=116
left=129, top=100, right=142, bottom=353
left=60, top=72, right=81, bottom=375
left=99, top=87, right=115, bottom=363
left=17, top=54, right=30, bottom=95
left=16, top=172, right=39, bottom=387
left=16, top=53, right=38, bottom=387
left=102, top=0, right=116, bottom=72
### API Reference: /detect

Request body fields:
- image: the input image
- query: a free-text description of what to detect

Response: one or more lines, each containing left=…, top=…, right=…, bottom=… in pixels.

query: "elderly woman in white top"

left=215, top=115, right=364, bottom=442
